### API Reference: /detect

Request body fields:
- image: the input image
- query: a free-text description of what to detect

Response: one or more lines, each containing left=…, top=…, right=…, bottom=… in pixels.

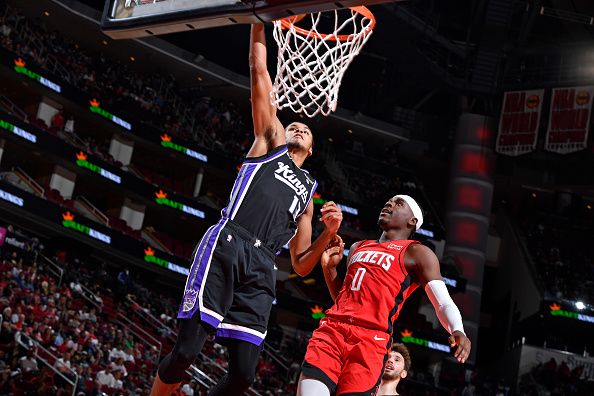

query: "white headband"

left=395, top=195, right=423, bottom=231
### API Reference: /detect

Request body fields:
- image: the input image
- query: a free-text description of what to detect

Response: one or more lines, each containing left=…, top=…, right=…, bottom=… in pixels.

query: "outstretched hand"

left=320, top=201, right=343, bottom=234
left=321, top=235, right=344, bottom=270
left=449, top=331, right=471, bottom=364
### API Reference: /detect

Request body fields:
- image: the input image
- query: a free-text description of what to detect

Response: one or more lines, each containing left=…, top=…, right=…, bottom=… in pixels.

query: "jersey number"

left=289, top=195, right=301, bottom=220
left=350, top=268, right=366, bottom=291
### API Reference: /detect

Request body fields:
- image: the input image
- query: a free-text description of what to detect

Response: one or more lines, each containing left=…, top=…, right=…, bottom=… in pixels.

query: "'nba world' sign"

left=496, top=89, right=544, bottom=156
left=545, top=86, right=593, bottom=154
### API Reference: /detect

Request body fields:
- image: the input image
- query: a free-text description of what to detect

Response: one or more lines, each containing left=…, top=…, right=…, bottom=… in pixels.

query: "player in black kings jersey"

left=150, top=24, right=343, bottom=396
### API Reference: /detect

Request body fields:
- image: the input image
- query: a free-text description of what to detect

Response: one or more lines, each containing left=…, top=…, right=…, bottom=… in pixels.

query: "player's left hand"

left=320, top=201, right=342, bottom=234
left=449, top=331, right=471, bottom=364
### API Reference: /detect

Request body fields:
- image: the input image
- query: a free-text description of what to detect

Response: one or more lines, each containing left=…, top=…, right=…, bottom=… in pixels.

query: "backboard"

left=101, top=0, right=401, bottom=39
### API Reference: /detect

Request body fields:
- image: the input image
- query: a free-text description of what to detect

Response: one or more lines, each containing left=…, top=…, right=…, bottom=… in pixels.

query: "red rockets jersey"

left=325, top=239, right=420, bottom=333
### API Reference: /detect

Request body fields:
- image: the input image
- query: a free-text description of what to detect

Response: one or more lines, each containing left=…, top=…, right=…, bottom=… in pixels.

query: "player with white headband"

left=298, top=195, right=471, bottom=396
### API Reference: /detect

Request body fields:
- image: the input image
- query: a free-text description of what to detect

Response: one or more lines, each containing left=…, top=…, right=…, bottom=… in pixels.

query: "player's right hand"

left=449, top=330, right=471, bottom=364
left=321, top=235, right=344, bottom=270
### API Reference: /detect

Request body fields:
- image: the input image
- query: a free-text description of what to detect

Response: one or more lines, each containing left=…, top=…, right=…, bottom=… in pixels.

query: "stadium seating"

left=0, top=5, right=437, bottom=238
left=523, top=218, right=594, bottom=306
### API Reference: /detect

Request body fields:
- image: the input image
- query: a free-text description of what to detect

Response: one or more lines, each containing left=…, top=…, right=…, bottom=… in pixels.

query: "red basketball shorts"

left=302, top=318, right=392, bottom=395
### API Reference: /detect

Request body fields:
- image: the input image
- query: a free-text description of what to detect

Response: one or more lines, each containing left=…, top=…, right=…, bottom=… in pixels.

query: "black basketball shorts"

left=177, top=218, right=277, bottom=346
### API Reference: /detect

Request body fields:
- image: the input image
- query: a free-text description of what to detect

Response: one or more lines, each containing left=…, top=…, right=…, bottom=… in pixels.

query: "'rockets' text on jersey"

left=325, top=239, right=420, bottom=333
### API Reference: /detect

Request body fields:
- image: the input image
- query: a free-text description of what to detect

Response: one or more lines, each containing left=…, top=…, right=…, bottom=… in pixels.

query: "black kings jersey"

left=221, top=145, right=317, bottom=253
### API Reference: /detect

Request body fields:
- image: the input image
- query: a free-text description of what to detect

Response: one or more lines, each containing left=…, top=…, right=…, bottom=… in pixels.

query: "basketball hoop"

left=271, top=6, right=376, bottom=118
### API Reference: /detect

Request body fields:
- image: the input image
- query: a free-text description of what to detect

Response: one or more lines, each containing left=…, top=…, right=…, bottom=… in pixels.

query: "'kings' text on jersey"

left=221, top=145, right=317, bottom=253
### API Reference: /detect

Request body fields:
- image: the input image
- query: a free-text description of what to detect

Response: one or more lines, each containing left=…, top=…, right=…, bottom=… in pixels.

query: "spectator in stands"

left=69, top=279, right=83, bottom=295
left=18, top=349, right=38, bottom=373
left=10, top=251, right=21, bottom=267
left=1, top=307, right=11, bottom=323
left=117, top=268, right=133, bottom=291
left=124, top=346, right=135, bottom=362
left=377, top=343, right=411, bottom=396
left=96, top=366, right=116, bottom=388
left=0, top=224, right=499, bottom=395
left=109, top=344, right=126, bottom=361
left=54, top=351, right=72, bottom=374
left=110, top=356, right=128, bottom=377
left=0, top=21, right=11, bottom=37
left=113, top=370, right=124, bottom=389
left=181, top=379, right=197, bottom=395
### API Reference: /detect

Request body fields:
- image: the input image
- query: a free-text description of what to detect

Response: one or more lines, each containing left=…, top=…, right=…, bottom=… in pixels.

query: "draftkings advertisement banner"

left=496, top=89, right=544, bottom=156
left=545, top=86, right=594, bottom=154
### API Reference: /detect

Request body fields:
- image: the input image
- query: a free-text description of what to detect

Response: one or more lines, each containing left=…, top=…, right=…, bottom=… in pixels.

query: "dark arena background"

left=0, top=0, right=593, bottom=395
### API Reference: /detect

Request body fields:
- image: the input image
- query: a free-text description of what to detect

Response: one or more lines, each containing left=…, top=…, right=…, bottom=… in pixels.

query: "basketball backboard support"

left=101, top=0, right=402, bottom=39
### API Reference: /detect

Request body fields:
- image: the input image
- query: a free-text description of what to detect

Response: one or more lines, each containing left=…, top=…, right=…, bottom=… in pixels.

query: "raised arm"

left=248, top=24, right=285, bottom=158
left=290, top=201, right=342, bottom=277
left=405, top=244, right=471, bottom=363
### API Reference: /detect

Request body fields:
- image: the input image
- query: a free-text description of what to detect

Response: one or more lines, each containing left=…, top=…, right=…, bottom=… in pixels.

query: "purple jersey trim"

left=216, top=328, right=265, bottom=346
left=199, top=311, right=222, bottom=329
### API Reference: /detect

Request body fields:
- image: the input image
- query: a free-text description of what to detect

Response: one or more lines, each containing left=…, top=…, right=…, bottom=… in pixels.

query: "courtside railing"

left=16, top=332, right=79, bottom=396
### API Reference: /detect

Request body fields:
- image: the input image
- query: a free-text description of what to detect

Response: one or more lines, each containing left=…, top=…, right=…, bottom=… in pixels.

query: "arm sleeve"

left=424, top=279, right=465, bottom=335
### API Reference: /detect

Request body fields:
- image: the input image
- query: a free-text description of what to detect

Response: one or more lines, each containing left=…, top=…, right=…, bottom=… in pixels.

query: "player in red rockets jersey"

left=297, top=195, right=471, bottom=396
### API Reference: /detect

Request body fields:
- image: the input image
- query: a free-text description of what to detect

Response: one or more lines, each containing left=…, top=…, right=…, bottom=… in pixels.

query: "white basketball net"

left=271, top=9, right=374, bottom=118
